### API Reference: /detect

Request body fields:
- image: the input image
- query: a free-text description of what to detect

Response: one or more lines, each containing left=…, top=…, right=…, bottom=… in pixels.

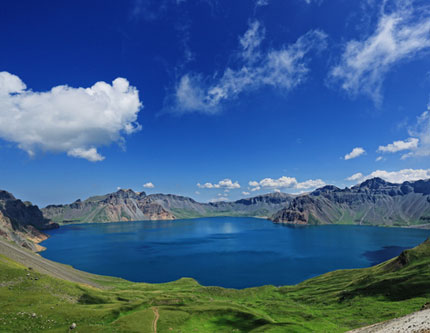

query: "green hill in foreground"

left=1, top=238, right=430, bottom=332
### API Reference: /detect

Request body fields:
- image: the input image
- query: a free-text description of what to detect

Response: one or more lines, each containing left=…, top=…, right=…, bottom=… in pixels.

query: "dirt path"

left=348, top=308, right=430, bottom=332
left=152, top=307, right=159, bottom=333
left=0, top=238, right=104, bottom=288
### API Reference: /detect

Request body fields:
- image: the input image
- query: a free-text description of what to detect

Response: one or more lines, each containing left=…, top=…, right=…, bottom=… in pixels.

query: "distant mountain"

left=42, top=190, right=295, bottom=224
left=271, top=178, right=430, bottom=227
left=0, top=190, right=58, bottom=251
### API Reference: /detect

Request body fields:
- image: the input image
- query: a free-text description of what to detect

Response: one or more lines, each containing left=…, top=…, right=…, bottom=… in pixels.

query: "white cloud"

left=197, top=178, right=240, bottom=189
left=344, top=147, right=365, bottom=160
left=346, top=172, right=364, bottom=181
left=329, top=1, right=430, bottom=103
left=404, top=110, right=430, bottom=158
left=377, top=138, right=419, bottom=153
left=169, top=21, right=327, bottom=113
left=249, top=176, right=325, bottom=191
left=273, top=189, right=281, bottom=193
left=376, top=156, right=383, bottom=162
left=377, top=108, right=430, bottom=160
left=143, top=182, right=155, bottom=188
left=0, top=72, right=141, bottom=162
left=296, top=178, right=326, bottom=189
left=239, top=21, right=265, bottom=63
left=347, top=169, right=430, bottom=184
left=209, top=197, right=229, bottom=203
left=67, top=148, right=105, bottom=162
left=262, top=176, right=296, bottom=188
left=242, top=191, right=250, bottom=196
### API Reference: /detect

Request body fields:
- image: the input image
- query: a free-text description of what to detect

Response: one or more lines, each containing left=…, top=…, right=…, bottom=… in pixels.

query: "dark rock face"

left=0, top=190, right=58, bottom=251
left=271, top=209, right=307, bottom=224
left=271, top=178, right=430, bottom=227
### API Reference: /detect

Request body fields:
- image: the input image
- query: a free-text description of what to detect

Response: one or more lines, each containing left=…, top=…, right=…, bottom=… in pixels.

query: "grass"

left=1, top=240, right=430, bottom=332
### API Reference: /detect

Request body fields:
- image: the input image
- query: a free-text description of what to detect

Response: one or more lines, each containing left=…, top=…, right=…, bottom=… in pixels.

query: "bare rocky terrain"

left=349, top=308, right=430, bottom=333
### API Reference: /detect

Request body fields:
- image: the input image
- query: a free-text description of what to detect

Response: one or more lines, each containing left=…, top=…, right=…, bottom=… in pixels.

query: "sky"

left=1, top=0, right=430, bottom=207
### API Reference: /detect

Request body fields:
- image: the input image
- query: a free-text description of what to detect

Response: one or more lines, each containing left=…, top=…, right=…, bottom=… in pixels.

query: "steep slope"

left=42, top=191, right=294, bottom=224
left=0, top=190, right=58, bottom=251
left=271, top=178, right=430, bottom=226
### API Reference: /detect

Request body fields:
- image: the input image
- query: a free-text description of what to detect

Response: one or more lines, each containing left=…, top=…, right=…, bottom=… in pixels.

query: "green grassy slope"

left=1, top=240, right=430, bottom=332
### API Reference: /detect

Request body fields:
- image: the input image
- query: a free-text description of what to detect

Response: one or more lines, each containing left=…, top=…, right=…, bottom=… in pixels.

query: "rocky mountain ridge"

left=42, top=190, right=295, bottom=224
left=0, top=190, right=58, bottom=251
left=271, top=178, right=430, bottom=227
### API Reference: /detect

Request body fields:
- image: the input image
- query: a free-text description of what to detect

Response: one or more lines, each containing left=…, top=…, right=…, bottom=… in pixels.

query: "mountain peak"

left=0, top=190, right=16, bottom=201
left=112, top=189, right=145, bottom=198
left=357, top=177, right=390, bottom=189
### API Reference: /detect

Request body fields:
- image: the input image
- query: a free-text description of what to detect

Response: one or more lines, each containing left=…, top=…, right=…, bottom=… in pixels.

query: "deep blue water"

left=40, top=217, right=430, bottom=289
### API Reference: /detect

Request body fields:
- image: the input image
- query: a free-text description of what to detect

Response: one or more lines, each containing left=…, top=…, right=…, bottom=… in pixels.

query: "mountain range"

left=271, top=177, right=430, bottom=227
left=41, top=190, right=294, bottom=223
left=42, top=177, right=430, bottom=228
left=3, top=177, right=430, bottom=252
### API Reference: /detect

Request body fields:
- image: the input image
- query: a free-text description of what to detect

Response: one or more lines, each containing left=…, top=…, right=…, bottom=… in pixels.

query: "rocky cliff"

left=42, top=190, right=294, bottom=224
left=43, top=189, right=175, bottom=223
left=271, top=178, right=430, bottom=226
left=0, top=190, right=58, bottom=251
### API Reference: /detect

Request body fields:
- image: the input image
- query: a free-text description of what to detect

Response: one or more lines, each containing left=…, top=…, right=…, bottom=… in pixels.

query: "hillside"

left=1, top=229, right=430, bottom=332
left=0, top=191, right=58, bottom=251
left=42, top=190, right=294, bottom=224
left=271, top=178, right=430, bottom=227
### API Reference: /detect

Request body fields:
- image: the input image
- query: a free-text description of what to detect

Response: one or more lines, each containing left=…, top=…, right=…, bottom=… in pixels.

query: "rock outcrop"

left=0, top=190, right=58, bottom=251
left=271, top=178, right=430, bottom=226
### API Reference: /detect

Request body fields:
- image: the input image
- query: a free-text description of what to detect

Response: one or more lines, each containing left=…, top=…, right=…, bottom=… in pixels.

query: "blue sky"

left=1, top=0, right=430, bottom=207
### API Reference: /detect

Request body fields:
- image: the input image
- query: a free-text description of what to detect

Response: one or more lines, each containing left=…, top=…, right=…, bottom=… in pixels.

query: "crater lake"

left=40, top=217, right=430, bottom=289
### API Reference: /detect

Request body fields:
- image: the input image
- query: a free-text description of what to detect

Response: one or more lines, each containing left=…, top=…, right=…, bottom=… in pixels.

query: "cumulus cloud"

left=377, top=138, right=419, bottom=153
left=143, top=182, right=155, bottom=188
left=296, top=178, right=326, bottom=189
left=242, top=191, right=250, bottom=196
left=376, top=156, right=383, bottom=162
left=197, top=178, right=241, bottom=189
left=377, top=107, right=430, bottom=160
left=346, top=172, right=364, bottom=181
left=168, top=20, right=327, bottom=113
left=0, top=72, right=141, bottom=162
left=344, top=147, right=365, bottom=160
left=249, top=176, right=325, bottom=191
left=347, top=169, right=430, bottom=184
left=329, top=1, right=430, bottom=103
left=67, top=148, right=105, bottom=162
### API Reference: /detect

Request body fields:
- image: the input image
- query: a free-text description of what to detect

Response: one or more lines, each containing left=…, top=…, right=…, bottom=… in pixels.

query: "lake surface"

left=41, top=217, right=430, bottom=288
